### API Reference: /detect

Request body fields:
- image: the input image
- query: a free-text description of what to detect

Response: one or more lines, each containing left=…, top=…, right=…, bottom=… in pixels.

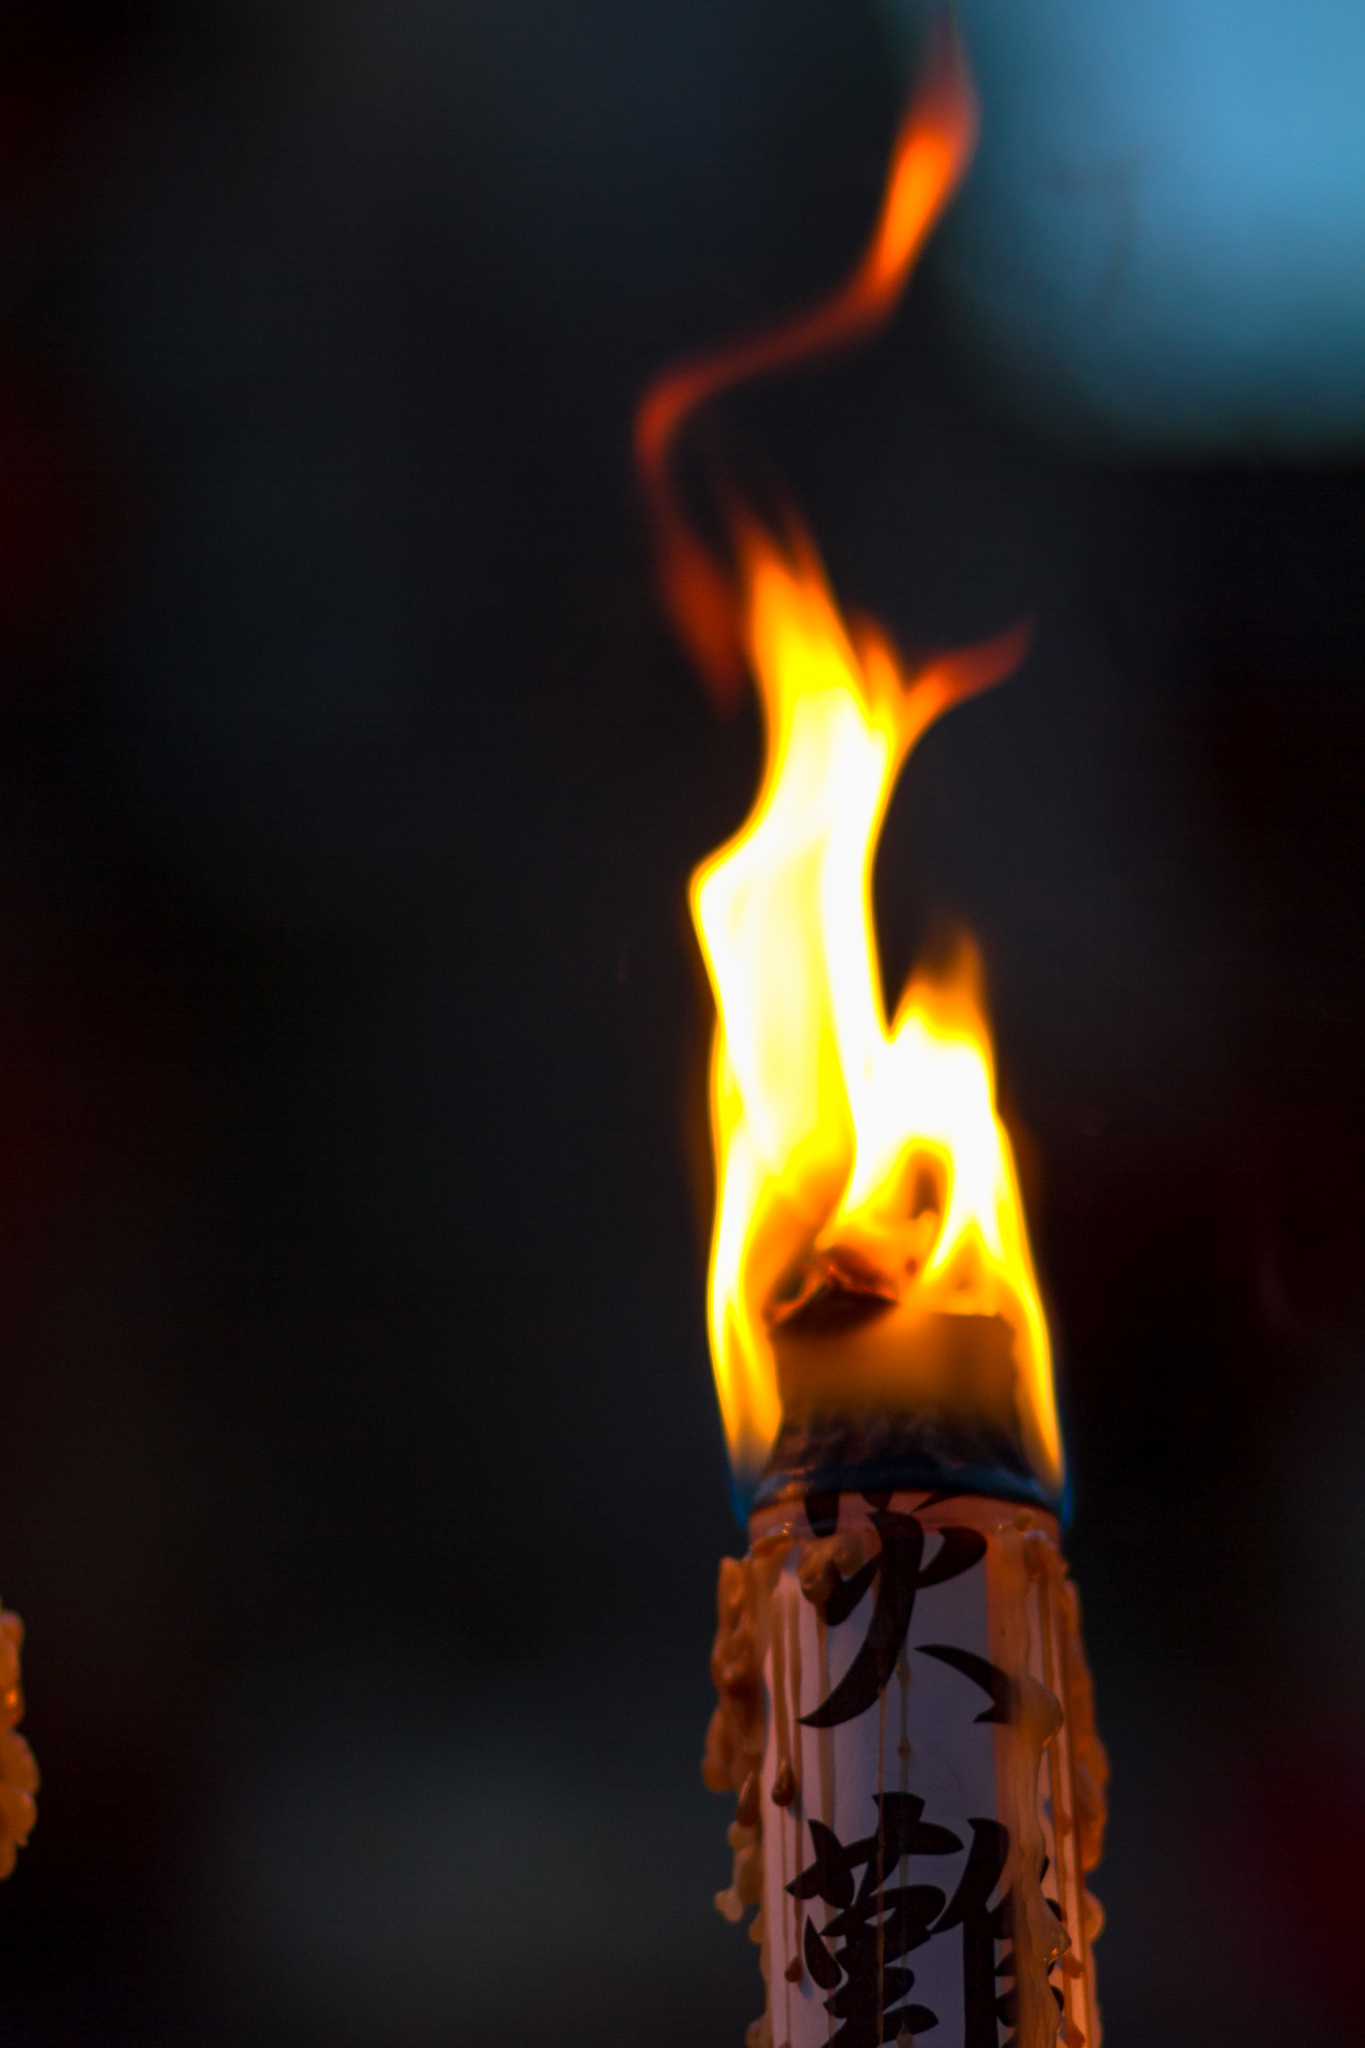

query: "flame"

left=634, top=19, right=980, bottom=706
left=639, top=23, right=1062, bottom=1499
left=691, top=529, right=1058, bottom=1493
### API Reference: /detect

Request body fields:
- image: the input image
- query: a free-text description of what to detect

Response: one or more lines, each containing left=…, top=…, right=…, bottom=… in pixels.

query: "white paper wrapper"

left=708, top=1490, right=1105, bottom=2048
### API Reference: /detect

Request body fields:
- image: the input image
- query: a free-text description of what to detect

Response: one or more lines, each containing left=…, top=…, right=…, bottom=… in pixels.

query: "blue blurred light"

left=879, top=0, right=1365, bottom=448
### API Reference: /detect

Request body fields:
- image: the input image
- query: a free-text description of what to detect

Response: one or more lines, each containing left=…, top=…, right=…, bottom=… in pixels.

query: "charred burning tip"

left=767, top=1246, right=900, bottom=1339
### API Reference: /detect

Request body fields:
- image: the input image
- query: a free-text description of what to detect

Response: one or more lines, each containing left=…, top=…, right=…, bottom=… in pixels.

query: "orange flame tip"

left=635, top=15, right=978, bottom=706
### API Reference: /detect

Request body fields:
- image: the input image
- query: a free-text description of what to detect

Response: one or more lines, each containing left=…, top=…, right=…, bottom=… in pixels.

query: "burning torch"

left=637, top=24, right=1107, bottom=2048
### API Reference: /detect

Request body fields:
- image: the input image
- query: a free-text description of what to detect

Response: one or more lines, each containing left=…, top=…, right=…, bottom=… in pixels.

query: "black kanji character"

left=931, top=1818, right=1014, bottom=2048
left=802, top=1508, right=988, bottom=1729
left=788, top=1795, right=963, bottom=2047
left=917, top=1644, right=1017, bottom=1724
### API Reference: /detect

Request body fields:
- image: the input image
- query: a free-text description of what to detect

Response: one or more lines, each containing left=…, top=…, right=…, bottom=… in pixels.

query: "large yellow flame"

left=637, top=25, right=1062, bottom=1497
left=689, top=526, right=1060, bottom=1496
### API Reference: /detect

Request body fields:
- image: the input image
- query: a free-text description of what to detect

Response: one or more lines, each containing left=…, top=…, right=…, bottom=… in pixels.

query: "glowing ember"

left=638, top=27, right=1062, bottom=1501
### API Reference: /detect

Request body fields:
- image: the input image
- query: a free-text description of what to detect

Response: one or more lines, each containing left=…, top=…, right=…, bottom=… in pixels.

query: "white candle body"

left=736, top=1491, right=1103, bottom=2048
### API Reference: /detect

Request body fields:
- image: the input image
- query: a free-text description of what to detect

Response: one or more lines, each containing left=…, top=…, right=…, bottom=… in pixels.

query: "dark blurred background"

left=0, top=1, right=1361, bottom=2042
